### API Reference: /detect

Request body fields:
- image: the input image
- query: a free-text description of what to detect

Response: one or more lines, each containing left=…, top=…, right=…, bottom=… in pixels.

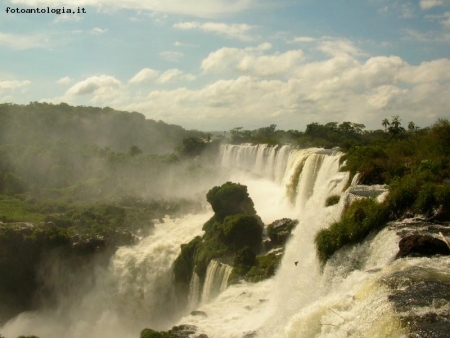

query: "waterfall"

left=220, top=144, right=291, bottom=183
left=175, top=144, right=401, bottom=337
left=201, top=260, right=233, bottom=304
left=188, top=271, right=201, bottom=310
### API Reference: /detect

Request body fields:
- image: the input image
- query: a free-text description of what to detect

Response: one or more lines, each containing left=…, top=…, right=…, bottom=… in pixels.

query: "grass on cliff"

left=315, top=198, right=388, bottom=266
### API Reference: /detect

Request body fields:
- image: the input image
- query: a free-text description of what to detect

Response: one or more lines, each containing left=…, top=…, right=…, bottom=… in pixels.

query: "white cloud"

left=160, top=51, right=184, bottom=62
left=174, top=21, right=254, bottom=41
left=156, top=69, right=196, bottom=83
left=65, top=75, right=121, bottom=102
left=440, top=11, right=450, bottom=29
left=0, top=80, right=31, bottom=91
left=201, top=45, right=303, bottom=77
left=53, top=13, right=83, bottom=23
left=291, top=36, right=315, bottom=43
left=317, top=38, right=366, bottom=57
left=39, top=47, right=450, bottom=132
left=9, top=0, right=253, bottom=18
left=129, top=68, right=159, bottom=84
left=398, top=58, right=450, bottom=83
left=90, top=27, right=107, bottom=35
left=56, top=76, right=73, bottom=85
left=402, top=28, right=450, bottom=42
left=0, top=31, right=52, bottom=49
left=420, top=0, right=445, bottom=9
left=118, top=53, right=450, bottom=131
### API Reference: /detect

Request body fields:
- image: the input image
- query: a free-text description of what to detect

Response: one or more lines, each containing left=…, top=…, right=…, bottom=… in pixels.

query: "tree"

left=128, top=145, right=143, bottom=156
left=387, top=115, right=405, bottom=139
left=382, top=118, right=390, bottom=132
left=407, top=121, right=416, bottom=132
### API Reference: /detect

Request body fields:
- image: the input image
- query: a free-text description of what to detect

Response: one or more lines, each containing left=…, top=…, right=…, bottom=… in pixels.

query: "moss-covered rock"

left=141, top=328, right=170, bottom=338
left=173, top=236, right=201, bottom=296
left=173, top=182, right=264, bottom=305
left=325, top=195, right=340, bottom=207
left=206, top=182, right=256, bottom=222
left=223, top=214, right=262, bottom=250
left=246, top=252, right=282, bottom=283
left=229, top=246, right=256, bottom=283
left=140, top=325, right=198, bottom=338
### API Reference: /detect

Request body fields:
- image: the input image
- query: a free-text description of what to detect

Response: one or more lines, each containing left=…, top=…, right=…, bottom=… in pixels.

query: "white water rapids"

left=1, top=144, right=421, bottom=338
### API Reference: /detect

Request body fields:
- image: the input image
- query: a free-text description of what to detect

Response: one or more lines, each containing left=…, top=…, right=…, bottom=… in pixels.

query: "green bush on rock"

left=206, top=182, right=256, bottom=222
left=246, top=252, right=282, bottom=283
left=141, top=329, right=170, bottom=338
left=315, top=198, right=388, bottom=266
left=325, top=195, right=340, bottom=207
left=223, top=214, right=262, bottom=250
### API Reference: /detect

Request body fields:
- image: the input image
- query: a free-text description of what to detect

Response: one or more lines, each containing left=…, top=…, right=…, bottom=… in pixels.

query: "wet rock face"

left=396, top=235, right=450, bottom=259
left=388, top=280, right=450, bottom=338
left=266, top=218, right=298, bottom=246
left=381, top=263, right=450, bottom=338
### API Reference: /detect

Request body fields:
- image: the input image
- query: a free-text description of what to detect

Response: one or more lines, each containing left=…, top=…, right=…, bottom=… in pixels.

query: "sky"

left=0, top=0, right=449, bottom=131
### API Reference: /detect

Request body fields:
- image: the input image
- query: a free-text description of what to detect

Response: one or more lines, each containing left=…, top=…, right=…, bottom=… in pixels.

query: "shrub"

left=246, top=252, right=282, bottom=283
left=222, top=214, right=262, bottom=250
left=206, top=182, right=256, bottom=222
left=315, top=198, right=388, bottom=265
left=140, top=329, right=169, bottom=338
left=325, top=195, right=340, bottom=207
left=230, top=246, right=256, bottom=280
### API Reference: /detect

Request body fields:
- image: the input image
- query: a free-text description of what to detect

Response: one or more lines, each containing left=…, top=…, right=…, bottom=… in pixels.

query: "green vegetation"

left=173, top=182, right=264, bottom=304
left=315, top=198, right=388, bottom=265
left=222, top=214, right=262, bottom=250
left=141, top=329, right=170, bottom=338
left=231, top=246, right=256, bottom=279
left=206, top=181, right=257, bottom=222
left=325, top=195, right=340, bottom=207
left=315, top=118, right=450, bottom=266
left=0, top=102, right=215, bottom=239
left=140, top=325, right=197, bottom=338
left=227, top=121, right=369, bottom=149
left=245, top=252, right=282, bottom=283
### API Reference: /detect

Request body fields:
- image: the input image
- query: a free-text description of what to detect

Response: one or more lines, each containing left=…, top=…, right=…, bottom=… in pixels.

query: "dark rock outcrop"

left=140, top=325, right=204, bottom=338
left=396, top=234, right=450, bottom=259
left=267, top=218, right=298, bottom=246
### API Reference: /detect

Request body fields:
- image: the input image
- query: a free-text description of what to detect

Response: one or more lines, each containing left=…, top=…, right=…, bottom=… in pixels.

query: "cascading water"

left=201, top=260, right=233, bottom=304
left=178, top=144, right=404, bottom=337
